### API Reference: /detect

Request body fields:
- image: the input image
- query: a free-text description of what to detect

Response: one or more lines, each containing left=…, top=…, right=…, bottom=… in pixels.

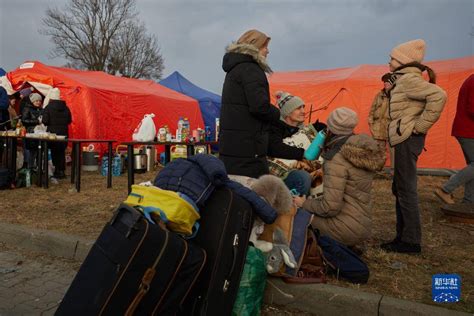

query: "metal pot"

left=82, top=151, right=99, bottom=172
left=133, top=153, right=148, bottom=173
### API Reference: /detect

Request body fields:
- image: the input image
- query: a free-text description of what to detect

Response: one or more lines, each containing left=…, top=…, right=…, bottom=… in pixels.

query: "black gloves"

left=312, top=119, right=327, bottom=132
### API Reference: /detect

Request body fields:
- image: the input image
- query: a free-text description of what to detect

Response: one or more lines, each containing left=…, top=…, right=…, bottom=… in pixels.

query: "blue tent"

left=0, top=68, right=6, bottom=76
left=160, top=71, right=221, bottom=142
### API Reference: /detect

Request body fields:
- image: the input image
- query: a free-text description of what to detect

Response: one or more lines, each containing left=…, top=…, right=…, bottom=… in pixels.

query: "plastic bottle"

left=25, top=168, right=31, bottom=187
left=183, top=118, right=190, bottom=141
left=205, top=126, right=212, bottom=141
left=177, top=117, right=184, bottom=141
left=304, top=128, right=327, bottom=160
left=15, top=119, right=22, bottom=136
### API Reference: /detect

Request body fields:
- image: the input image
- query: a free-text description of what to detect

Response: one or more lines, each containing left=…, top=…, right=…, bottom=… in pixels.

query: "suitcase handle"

left=223, top=234, right=239, bottom=292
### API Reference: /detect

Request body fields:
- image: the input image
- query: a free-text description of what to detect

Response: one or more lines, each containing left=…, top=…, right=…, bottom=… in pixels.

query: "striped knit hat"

left=275, top=91, right=304, bottom=118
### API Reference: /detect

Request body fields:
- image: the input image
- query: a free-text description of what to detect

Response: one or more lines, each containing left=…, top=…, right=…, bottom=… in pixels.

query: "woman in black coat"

left=42, top=88, right=72, bottom=179
left=219, top=29, right=280, bottom=178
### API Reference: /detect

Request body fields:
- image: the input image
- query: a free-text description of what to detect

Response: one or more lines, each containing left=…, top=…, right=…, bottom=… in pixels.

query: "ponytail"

left=394, top=62, right=437, bottom=83
left=424, top=65, right=436, bottom=84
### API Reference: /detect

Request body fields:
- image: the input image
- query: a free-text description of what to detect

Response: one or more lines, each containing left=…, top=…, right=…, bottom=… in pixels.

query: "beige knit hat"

left=29, top=93, right=42, bottom=103
left=327, top=107, right=358, bottom=135
left=390, top=39, right=426, bottom=65
left=275, top=91, right=304, bottom=118
left=237, top=29, right=271, bottom=49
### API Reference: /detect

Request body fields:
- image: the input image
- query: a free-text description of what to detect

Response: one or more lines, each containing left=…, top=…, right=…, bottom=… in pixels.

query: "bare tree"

left=108, top=21, right=164, bottom=80
left=41, top=0, right=164, bottom=80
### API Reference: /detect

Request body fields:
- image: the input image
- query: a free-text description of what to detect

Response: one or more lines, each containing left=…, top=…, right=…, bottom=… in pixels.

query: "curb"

left=265, top=278, right=470, bottom=316
left=0, top=222, right=471, bottom=316
left=0, top=222, right=93, bottom=261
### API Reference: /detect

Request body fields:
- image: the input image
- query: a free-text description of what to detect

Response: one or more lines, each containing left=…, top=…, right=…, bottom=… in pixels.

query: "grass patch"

left=0, top=169, right=472, bottom=312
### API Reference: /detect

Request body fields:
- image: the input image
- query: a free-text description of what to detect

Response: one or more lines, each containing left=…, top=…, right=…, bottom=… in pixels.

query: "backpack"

left=124, top=184, right=200, bottom=237
left=316, top=231, right=369, bottom=284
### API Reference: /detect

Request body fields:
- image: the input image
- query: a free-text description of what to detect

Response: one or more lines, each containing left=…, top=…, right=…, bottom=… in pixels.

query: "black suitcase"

left=56, top=204, right=206, bottom=316
left=181, top=187, right=253, bottom=316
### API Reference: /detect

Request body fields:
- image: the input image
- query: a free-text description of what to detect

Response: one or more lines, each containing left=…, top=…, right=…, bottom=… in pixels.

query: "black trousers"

left=392, top=134, right=425, bottom=245
left=50, top=142, right=67, bottom=173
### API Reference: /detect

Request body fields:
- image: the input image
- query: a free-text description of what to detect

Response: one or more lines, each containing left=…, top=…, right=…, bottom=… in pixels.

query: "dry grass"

left=0, top=169, right=472, bottom=312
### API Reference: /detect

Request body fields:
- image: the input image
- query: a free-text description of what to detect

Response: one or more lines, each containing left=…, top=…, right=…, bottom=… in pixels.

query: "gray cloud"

left=1, top=0, right=472, bottom=94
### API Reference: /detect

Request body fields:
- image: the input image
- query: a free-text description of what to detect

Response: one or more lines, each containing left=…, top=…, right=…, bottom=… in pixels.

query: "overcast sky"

left=1, top=0, right=472, bottom=94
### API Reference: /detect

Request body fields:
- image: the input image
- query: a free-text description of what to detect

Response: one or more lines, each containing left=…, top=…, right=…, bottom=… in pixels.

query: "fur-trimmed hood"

left=223, top=43, right=272, bottom=74
left=339, top=134, right=386, bottom=172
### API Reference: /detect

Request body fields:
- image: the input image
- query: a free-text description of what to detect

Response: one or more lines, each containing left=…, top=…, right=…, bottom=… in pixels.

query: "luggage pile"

left=57, top=155, right=274, bottom=316
left=57, top=154, right=370, bottom=316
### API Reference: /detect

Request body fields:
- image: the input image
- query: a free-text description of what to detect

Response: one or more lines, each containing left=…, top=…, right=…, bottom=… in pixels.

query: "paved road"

left=0, top=243, right=78, bottom=316
left=0, top=242, right=311, bottom=316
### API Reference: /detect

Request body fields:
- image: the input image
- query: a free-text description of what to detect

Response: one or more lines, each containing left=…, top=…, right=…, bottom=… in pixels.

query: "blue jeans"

left=284, top=169, right=312, bottom=196
left=443, top=137, right=474, bottom=203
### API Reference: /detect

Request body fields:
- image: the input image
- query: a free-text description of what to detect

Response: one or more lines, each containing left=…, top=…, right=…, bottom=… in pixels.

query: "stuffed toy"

left=265, top=227, right=297, bottom=274
left=228, top=174, right=293, bottom=252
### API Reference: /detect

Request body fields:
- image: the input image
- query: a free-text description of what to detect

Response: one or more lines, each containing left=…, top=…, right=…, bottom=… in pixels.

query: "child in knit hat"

left=381, top=39, right=447, bottom=254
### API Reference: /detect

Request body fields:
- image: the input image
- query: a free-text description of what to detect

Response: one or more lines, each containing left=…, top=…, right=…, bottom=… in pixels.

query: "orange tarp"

left=7, top=61, right=204, bottom=147
left=269, top=55, right=474, bottom=170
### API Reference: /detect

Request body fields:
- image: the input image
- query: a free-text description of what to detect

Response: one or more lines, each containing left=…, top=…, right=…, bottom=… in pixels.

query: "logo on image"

left=432, top=274, right=461, bottom=303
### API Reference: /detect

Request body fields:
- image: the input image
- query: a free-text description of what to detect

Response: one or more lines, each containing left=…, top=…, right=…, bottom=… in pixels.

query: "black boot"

left=380, top=236, right=401, bottom=249
left=381, top=240, right=421, bottom=254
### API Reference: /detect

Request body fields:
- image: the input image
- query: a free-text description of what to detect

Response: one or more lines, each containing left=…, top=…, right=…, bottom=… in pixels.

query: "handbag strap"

left=140, top=206, right=169, bottom=224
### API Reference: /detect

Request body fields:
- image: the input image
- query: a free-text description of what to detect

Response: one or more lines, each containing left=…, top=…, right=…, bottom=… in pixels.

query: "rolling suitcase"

left=181, top=187, right=253, bottom=316
left=56, top=204, right=206, bottom=316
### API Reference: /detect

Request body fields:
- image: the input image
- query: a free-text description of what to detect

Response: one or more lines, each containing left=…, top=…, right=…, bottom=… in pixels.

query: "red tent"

left=6, top=61, right=204, bottom=147
left=269, top=56, right=474, bottom=170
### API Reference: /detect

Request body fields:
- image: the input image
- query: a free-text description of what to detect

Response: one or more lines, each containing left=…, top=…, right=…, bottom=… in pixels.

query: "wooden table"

left=121, top=141, right=218, bottom=194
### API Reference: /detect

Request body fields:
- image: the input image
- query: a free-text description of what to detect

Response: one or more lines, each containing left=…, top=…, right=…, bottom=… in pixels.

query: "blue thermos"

left=304, top=129, right=327, bottom=160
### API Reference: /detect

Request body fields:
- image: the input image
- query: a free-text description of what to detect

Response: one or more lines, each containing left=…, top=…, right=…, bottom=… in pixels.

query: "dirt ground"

left=0, top=168, right=472, bottom=313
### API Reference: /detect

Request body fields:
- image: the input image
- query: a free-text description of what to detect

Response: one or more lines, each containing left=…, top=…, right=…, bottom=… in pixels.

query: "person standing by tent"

left=435, top=74, right=474, bottom=207
left=22, top=93, right=44, bottom=169
left=368, top=73, right=396, bottom=172
left=219, top=29, right=280, bottom=178
left=42, top=88, right=72, bottom=179
left=380, top=39, right=447, bottom=254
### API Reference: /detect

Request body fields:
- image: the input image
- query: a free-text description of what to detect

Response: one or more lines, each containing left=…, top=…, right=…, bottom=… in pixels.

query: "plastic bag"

left=34, top=123, right=47, bottom=134
left=132, top=114, right=156, bottom=142
left=232, top=246, right=267, bottom=316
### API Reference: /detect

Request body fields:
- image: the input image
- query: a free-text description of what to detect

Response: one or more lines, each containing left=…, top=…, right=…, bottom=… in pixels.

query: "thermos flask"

left=304, top=128, right=327, bottom=160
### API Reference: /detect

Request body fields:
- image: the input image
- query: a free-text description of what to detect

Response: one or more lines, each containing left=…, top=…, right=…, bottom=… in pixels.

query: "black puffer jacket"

left=268, top=119, right=305, bottom=159
left=42, top=100, right=72, bottom=136
left=21, top=103, right=43, bottom=133
left=219, top=43, right=280, bottom=178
